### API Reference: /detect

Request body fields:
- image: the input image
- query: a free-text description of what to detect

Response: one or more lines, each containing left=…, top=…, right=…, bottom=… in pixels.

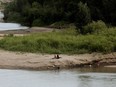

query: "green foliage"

left=50, top=21, right=70, bottom=29
left=32, top=19, right=45, bottom=26
left=4, top=0, right=116, bottom=27
left=1, top=0, right=116, bottom=54
left=83, top=20, right=107, bottom=34
left=4, top=34, right=14, bottom=37
left=6, top=12, right=24, bottom=23
left=76, top=2, right=91, bottom=26
left=61, top=27, right=77, bottom=35
left=75, top=2, right=91, bottom=34
left=0, top=27, right=116, bottom=54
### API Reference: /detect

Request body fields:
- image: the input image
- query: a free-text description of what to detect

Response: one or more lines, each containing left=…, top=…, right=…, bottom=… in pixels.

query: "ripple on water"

left=0, top=68, right=115, bottom=87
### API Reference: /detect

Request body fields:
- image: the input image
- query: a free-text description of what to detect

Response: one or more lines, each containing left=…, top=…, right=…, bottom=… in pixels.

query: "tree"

left=3, top=0, right=116, bottom=27
left=75, top=2, right=91, bottom=34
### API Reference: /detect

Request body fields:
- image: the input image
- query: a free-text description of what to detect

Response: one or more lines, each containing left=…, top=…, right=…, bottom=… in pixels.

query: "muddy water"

left=0, top=67, right=116, bottom=87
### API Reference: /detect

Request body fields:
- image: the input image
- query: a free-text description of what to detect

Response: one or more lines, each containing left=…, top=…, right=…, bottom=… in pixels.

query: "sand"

left=104, top=65, right=116, bottom=68
left=0, top=27, right=55, bottom=34
left=0, top=27, right=115, bottom=70
left=0, top=50, right=115, bottom=70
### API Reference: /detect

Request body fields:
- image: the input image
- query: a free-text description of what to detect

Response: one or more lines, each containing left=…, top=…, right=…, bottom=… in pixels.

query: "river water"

left=0, top=67, right=116, bottom=87
left=0, top=12, right=28, bottom=31
left=0, top=10, right=116, bottom=87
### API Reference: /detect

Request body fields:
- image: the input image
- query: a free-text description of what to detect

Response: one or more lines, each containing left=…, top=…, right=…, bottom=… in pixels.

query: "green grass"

left=0, top=27, right=116, bottom=54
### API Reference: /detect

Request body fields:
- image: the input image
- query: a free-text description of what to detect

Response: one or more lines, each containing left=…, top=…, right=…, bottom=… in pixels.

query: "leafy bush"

left=32, top=19, right=45, bottom=26
left=50, top=21, right=70, bottom=29
left=61, top=27, right=77, bottom=35
left=83, top=20, right=107, bottom=34
left=3, top=0, right=116, bottom=27
left=6, top=34, right=14, bottom=37
left=0, top=28, right=115, bottom=54
left=6, top=12, right=24, bottom=23
left=75, top=2, right=91, bottom=32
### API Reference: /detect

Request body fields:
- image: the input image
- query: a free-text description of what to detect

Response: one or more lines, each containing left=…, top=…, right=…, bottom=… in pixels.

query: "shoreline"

left=0, top=27, right=55, bottom=34
left=0, top=28, right=115, bottom=70
left=0, top=50, right=115, bottom=70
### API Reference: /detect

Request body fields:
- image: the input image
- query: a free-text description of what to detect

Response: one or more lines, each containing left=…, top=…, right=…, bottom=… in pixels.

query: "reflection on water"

left=0, top=12, right=28, bottom=30
left=0, top=23, right=28, bottom=30
left=0, top=67, right=116, bottom=87
left=77, top=66, right=116, bottom=73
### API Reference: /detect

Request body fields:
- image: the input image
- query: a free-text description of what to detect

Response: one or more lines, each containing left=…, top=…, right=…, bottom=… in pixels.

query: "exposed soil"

left=0, top=27, right=55, bottom=34
left=0, top=27, right=115, bottom=70
left=0, top=50, right=115, bottom=70
left=0, top=27, right=56, bottom=40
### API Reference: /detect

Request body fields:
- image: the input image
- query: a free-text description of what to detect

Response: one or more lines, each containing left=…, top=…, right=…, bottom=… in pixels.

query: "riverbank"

left=0, top=27, right=54, bottom=34
left=0, top=23, right=115, bottom=70
left=0, top=50, right=115, bottom=70
left=0, top=27, right=55, bottom=40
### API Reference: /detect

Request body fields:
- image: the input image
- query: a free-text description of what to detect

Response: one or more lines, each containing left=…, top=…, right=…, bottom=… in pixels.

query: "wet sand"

left=104, top=65, right=116, bottom=68
left=0, top=50, right=115, bottom=70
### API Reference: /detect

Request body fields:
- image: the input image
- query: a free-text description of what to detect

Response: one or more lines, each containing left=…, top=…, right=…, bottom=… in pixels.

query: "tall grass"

left=0, top=27, right=116, bottom=54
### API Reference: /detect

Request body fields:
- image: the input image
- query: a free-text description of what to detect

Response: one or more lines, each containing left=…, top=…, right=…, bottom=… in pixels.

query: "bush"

left=75, top=2, right=91, bottom=34
left=83, top=20, right=107, bottom=34
left=7, top=34, right=14, bottom=37
left=62, top=27, right=77, bottom=35
left=49, top=21, right=70, bottom=29
left=32, top=19, right=45, bottom=26
left=0, top=30, right=115, bottom=54
left=6, top=12, right=24, bottom=23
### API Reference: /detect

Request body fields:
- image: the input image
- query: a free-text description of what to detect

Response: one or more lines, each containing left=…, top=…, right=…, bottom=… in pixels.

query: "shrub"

left=49, top=21, right=70, bottom=29
left=0, top=28, right=115, bottom=54
left=75, top=2, right=91, bottom=34
left=32, top=19, right=45, bottom=26
left=62, top=27, right=77, bottom=35
left=4, top=34, right=14, bottom=37
left=6, top=12, right=24, bottom=23
left=83, top=20, right=107, bottom=34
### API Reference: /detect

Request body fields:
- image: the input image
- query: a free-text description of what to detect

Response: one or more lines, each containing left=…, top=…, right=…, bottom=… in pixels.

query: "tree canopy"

left=4, top=0, right=116, bottom=27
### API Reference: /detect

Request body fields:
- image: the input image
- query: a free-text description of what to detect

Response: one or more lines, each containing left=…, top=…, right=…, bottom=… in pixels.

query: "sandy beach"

left=0, top=27, right=115, bottom=70
left=0, top=50, right=115, bottom=70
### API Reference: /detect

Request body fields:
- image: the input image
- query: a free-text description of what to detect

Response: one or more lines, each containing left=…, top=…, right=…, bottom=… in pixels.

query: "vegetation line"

left=0, top=0, right=116, bottom=54
left=0, top=25, right=116, bottom=54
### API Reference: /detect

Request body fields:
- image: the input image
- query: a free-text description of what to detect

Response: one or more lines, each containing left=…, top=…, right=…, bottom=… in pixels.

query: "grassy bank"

left=0, top=27, right=116, bottom=54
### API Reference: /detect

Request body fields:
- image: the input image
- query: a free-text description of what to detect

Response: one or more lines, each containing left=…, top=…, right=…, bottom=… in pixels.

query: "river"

left=0, top=9, right=116, bottom=87
left=0, top=67, right=116, bottom=87
left=0, top=11, right=28, bottom=31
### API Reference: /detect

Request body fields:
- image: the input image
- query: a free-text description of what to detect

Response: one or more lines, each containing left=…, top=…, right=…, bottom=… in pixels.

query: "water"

left=0, top=12, right=28, bottom=31
left=0, top=10, right=116, bottom=87
left=0, top=67, right=116, bottom=87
